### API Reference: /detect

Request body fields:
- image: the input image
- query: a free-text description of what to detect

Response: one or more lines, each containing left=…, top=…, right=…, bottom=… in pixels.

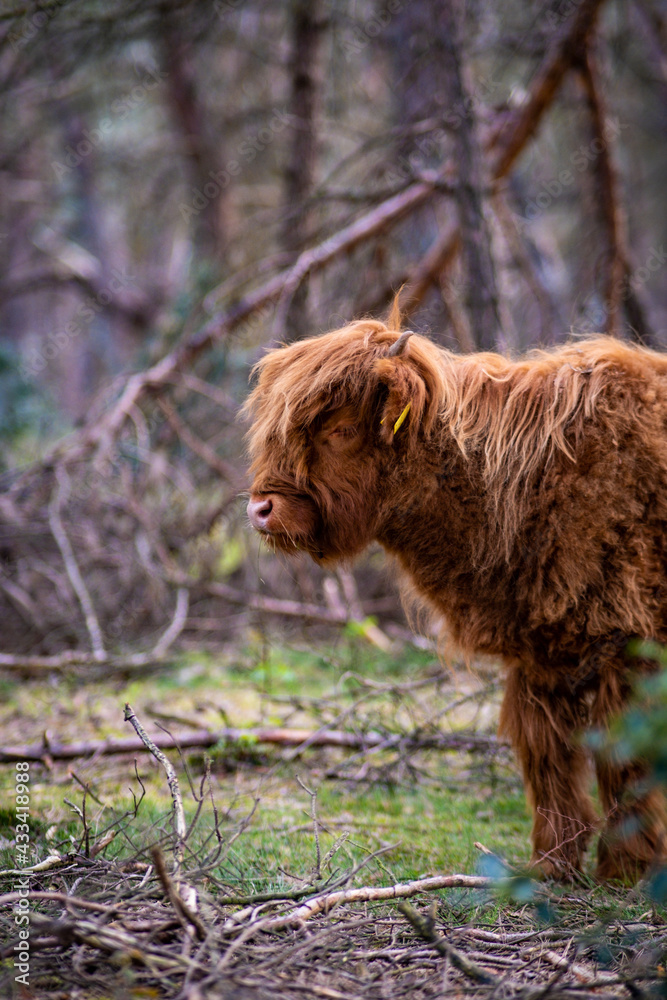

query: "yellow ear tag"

left=392, top=401, right=412, bottom=435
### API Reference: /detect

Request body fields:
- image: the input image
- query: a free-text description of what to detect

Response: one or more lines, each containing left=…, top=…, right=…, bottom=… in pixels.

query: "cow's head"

left=242, top=320, right=444, bottom=563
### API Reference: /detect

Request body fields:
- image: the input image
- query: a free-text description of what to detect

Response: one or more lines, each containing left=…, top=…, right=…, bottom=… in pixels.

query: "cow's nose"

left=247, top=495, right=274, bottom=530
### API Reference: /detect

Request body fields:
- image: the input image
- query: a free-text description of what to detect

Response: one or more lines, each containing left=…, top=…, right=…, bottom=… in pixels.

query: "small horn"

left=387, top=330, right=413, bottom=357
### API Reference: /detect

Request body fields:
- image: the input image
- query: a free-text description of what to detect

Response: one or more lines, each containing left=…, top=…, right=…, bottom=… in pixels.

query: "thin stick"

left=151, top=845, right=207, bottom=940
left=398, top=899, right=500, bottom=986
left=296, top=775, right=321, bottom=879
left=151, top=588, right=189, bottom=660
left=156, top=397, right=240, bottom=484
left=48, top=466, right=106, bottom=661
left=123, top=704, right=186, bottom=874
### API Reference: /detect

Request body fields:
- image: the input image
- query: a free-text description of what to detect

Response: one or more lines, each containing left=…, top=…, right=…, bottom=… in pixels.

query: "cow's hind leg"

left=500, top=665, right=597, bottom=879
left=592, top=668, right=667, bottom=882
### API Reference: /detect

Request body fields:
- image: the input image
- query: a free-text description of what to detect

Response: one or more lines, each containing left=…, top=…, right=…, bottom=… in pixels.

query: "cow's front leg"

left=499, top=665, right=597, bottom=879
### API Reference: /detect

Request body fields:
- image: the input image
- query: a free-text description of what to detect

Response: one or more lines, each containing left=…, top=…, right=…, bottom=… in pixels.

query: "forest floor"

left=0, top=634, right=665, bottom=998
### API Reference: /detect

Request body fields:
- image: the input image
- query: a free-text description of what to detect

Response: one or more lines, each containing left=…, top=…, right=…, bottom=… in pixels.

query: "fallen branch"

left=28, top=911, right=202, bottom=976
left=283, top=874, right=493, bottom=926
left=398, top=899, right=500, bottom=986
left=541, top=947, right=618, bottom=985
left=0, top=650, right=160, bottom=675
left=216, top=872, right=494, bottom=948
left=0, top=726, right=501, bottom=763
left=202, top=580, right=362, bottom=624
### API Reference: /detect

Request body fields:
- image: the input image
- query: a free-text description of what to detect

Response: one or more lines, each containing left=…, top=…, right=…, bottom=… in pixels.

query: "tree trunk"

left=440, top=0, right=501, bottom=350
left=160, top=12, right=226, bottom=259
left=280, top=0, right=322, bottom=340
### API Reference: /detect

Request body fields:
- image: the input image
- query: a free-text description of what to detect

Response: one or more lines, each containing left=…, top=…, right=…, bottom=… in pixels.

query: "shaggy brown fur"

left=244, top=319, right=667, bottom=882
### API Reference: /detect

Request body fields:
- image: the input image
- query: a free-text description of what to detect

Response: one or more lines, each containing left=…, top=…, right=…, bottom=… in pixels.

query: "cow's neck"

left=375, top=435, right=521, bottom=656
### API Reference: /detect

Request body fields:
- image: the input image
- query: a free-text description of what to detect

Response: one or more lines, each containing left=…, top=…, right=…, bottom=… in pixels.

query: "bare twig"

left=151, top=587, right=189, bottom=660
left=296, top=775, right=322, bottom=880
left=156, top=398, right=240, bottom=485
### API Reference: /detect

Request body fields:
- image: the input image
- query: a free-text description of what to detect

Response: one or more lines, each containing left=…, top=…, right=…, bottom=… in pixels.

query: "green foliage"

left=344, top=616, right=380, bottom=640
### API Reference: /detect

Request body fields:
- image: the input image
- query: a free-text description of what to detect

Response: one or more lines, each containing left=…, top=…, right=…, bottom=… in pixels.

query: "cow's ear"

left=375, top=334, right=443, bottom=446
left=375, top=357, right=427, bottom=446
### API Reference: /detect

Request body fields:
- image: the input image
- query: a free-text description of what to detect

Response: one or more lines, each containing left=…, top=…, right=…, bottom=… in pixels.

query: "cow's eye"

left=327, top=425, right=357, bottom=442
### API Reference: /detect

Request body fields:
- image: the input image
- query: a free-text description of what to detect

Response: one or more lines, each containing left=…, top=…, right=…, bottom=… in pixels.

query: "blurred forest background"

left=0, top=0, right=666, bottom=667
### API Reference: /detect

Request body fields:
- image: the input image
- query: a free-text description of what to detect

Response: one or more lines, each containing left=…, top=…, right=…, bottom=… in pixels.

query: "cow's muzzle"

left=247, top=494, right=276, bottom=532
left=247, top=491, right=320, bottom=552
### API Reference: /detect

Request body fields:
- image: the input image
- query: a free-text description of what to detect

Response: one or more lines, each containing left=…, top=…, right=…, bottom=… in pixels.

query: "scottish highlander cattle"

left=244, top=317, right=667, bottom=881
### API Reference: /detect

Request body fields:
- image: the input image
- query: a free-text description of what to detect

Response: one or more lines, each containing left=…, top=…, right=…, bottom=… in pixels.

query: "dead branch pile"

left=0, top=817, right=662, bottom=999
left=0, top=374, right=240, bottom=659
